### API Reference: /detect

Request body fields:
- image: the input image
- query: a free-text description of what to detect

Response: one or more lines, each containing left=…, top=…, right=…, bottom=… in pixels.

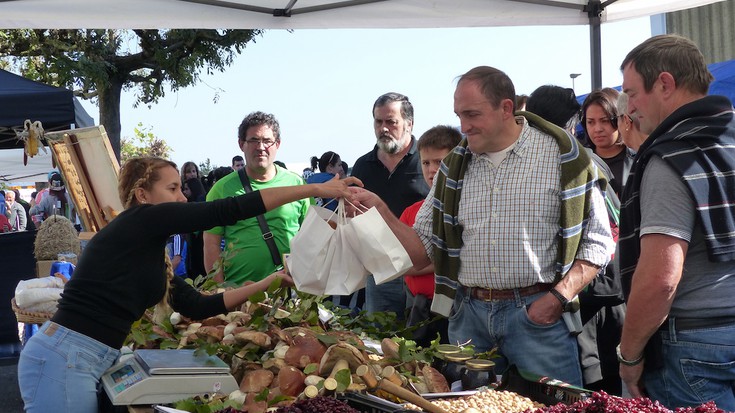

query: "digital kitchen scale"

left=101, top=349, right=239, bottom=406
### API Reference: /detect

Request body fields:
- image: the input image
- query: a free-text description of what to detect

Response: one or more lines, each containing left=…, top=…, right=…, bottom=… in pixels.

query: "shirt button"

left=491, top=240, right=497, bottom=245
left=492, top=212, right=498, bottom=218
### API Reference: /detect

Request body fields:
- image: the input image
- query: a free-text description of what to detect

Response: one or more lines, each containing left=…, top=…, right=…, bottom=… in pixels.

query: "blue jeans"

left=448, top=287, right=582, bottom=386
left=644, top=319, right=735, bottom=411
left=365, top=274, right=406, bottom=320
left=18, top=321, right=120, bottom=413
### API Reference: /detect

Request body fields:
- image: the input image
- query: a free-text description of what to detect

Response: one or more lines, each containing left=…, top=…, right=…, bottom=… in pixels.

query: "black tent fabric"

left=0, top=69, right=76, bottom=150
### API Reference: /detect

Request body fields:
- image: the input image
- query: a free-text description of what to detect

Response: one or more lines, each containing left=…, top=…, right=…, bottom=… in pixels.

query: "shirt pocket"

left=531, top=188, right=561, bottom=224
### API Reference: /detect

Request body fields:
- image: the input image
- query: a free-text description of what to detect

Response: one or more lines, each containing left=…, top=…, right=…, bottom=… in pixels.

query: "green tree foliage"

left=198, top=158, right=216, bottom=177
left=120, top=123, right=172, bottom=163
left=0, top=29, right=262, bottom=158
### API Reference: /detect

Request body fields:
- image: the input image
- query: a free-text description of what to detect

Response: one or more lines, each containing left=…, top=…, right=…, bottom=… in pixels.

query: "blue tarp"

left=708, top=59, right=735, bottom=103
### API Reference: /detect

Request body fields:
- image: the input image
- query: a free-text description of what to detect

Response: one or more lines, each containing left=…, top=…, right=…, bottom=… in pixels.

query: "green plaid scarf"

left=430, top=112, right=607, bottom=316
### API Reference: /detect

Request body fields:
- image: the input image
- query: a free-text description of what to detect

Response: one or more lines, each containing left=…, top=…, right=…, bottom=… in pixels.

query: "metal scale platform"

left=101, top=349, right=239, bottom=406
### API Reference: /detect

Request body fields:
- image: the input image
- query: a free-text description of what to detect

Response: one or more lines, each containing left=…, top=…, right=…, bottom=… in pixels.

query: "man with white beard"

left=350, top=92, right=430, bottom=319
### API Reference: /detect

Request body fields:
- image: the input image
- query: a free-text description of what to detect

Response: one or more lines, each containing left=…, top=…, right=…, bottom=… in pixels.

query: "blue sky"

left=80, top=18, right=653, bottom=172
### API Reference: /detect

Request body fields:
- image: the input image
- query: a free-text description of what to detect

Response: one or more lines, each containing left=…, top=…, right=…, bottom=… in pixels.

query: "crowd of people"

left=12, top=34, right=735, bottom=412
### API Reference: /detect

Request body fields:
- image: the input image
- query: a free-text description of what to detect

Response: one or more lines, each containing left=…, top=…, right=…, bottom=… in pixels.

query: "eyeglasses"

left=245, top=138, right=278, bottom=149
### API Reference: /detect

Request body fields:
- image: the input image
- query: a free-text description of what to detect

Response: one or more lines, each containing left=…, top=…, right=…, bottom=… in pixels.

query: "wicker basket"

left=11, top=298, right=53, bottom=324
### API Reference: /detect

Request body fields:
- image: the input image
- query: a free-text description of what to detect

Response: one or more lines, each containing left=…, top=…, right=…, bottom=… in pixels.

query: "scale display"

left=102, top=349, right=238, bottom=406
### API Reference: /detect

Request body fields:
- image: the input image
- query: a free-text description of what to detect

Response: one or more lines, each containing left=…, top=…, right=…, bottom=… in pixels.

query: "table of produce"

left=122, top=282, right=727, bottom=413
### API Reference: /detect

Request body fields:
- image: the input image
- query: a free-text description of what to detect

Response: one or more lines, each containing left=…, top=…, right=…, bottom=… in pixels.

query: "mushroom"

left=326, top=330, right=365, bottom=347
left=284, top=334, right=327, bottom=369
left=277, top=365, right=306, bottom=397
left=421, top=365, right=450, bottom=393
left=283, top=326, right=319, bottom=339
left=234, top=331, right=272, bottom=348
left=221, top=334, right=236, bottom=346
left=201, top=316, right=227, bottom=327
left=381, top=338, right=400, bottom=360
left=224, top=311, right=250, bottom=324
left=243, top=391, right=267, bottom=413
left=318, top=342, right=367, bottom=376
left=239, top=369, right=274, bottom=393
left=169, top=312, right=182, bottom=325
left=196, top=326, right=225, bottom=343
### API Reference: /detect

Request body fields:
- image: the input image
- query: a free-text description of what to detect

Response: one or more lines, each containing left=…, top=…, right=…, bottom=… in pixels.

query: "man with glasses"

left=351, top=92, right=430, bottom=318
left=203, top=111, right=310, bottom=285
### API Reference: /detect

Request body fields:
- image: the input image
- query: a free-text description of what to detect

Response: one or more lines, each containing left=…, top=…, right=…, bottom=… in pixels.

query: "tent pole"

left=588, top=0, right=603, bottom=90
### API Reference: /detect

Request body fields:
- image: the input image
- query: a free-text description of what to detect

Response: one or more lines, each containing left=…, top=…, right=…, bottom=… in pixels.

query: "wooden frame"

left=46, top=125, right=122, bottom=232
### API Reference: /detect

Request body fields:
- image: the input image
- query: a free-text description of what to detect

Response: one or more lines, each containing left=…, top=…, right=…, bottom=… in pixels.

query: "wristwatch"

left=550, top=288, right=575, bottom=312
left=616, top=344, right=644, bottom=366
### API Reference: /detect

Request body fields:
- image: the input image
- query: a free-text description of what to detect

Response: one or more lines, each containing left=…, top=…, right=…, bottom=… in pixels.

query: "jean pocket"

left=73, top=347, right=103, bottom=374
left=448, top=293, right=467, bottom=322
left=521, top=305, right=558, bottom=328
left=18, top=353, right=45, bottom=405
left=681, top=358, right=735, bottom=403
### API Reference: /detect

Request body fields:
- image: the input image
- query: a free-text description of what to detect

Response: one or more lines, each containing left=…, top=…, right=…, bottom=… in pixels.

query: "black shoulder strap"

left=238, top=169, right=283, bottom=268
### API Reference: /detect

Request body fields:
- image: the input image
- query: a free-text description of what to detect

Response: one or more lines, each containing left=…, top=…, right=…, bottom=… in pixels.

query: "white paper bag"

left=288, top=200, right=370, bottom=296
left=287, top=205, right=337, bottom=295
left=344, top=205, right=412, bottom=285
left=323, top=213, right=369, bottom=295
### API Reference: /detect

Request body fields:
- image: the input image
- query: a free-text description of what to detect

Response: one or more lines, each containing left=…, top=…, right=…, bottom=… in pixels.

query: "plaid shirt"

left=414, top=118, right=613, bottom=291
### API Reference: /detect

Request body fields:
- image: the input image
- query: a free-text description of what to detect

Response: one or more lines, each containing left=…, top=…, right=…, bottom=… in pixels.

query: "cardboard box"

left=36, top=260, right=55, bottom=278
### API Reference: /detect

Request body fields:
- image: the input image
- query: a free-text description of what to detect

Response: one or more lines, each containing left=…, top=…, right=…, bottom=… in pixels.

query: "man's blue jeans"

left=644, top=319, right=735, bottom=411
left=448, top=287, right=583, bottom=386
left=364, top=274, right=406, bottom=320
left=18, top=321, right=120, bottom=413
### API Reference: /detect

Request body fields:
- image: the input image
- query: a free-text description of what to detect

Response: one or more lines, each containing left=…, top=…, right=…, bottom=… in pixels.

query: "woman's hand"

left=344, top=187, right=385, bottom=216
left=314, top=176, right=363, bottom=200
left=266, top=270, right=294, bottom=288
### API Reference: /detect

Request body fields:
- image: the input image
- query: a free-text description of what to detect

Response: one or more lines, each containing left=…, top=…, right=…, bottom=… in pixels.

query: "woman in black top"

left=17, top=157, right=360, bottom=413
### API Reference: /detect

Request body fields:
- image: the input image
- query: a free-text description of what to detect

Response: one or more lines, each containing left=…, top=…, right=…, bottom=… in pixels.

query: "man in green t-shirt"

left=204, top=111, right=310, bottom=285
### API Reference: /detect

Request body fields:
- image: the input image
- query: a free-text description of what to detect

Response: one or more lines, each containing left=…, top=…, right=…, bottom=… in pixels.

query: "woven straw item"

left=11, top=298, right=52, bottom=324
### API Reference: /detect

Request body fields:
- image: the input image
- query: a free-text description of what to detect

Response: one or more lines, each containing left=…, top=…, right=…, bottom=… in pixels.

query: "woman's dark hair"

left=213, top=166, right=234, bottom=182
left=185, top=177, right=206, bottom=202
left=181, top=161, right=200, bottom=178
left=310, top=151, right=341, bottom=173
left=580, top=88, right=621, bottom=148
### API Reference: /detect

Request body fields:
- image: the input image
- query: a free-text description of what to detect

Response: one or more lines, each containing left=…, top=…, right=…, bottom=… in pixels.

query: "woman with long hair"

left=581, top=88, right=635, bottom=197
left=17, top=157, right=361, bottom=413
left=306, top=151, right=344, bottom=210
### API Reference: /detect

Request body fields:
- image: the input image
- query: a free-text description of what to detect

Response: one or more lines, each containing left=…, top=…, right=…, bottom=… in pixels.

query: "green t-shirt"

left=205, top=166, right=311, bottom=285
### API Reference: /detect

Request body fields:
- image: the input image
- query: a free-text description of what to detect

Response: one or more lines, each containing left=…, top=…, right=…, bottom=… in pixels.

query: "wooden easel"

left=46, top=125, right=123, bottom=235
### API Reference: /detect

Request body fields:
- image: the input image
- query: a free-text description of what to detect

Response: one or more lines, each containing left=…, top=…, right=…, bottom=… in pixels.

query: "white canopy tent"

left=0, top=0, right=721, bottom=29
left=0, top=0, right=725, bottom=88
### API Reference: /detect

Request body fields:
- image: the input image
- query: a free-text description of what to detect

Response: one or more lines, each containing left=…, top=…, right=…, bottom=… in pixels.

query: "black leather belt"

left=661, top=316, right=735, bottom=331
left=466, top=283, right=553, bottom=301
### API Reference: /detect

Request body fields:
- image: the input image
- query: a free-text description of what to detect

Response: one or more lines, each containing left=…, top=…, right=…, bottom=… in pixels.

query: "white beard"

left=377, top=137, right=400, bottom=154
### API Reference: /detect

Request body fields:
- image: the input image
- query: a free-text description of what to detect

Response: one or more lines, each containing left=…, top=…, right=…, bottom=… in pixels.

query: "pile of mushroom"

left=131, top=303, right=451, bottom=413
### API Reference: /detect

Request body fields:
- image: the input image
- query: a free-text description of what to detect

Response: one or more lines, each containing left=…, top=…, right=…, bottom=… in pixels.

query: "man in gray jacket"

left=4, top=190, right=27, bottom=231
